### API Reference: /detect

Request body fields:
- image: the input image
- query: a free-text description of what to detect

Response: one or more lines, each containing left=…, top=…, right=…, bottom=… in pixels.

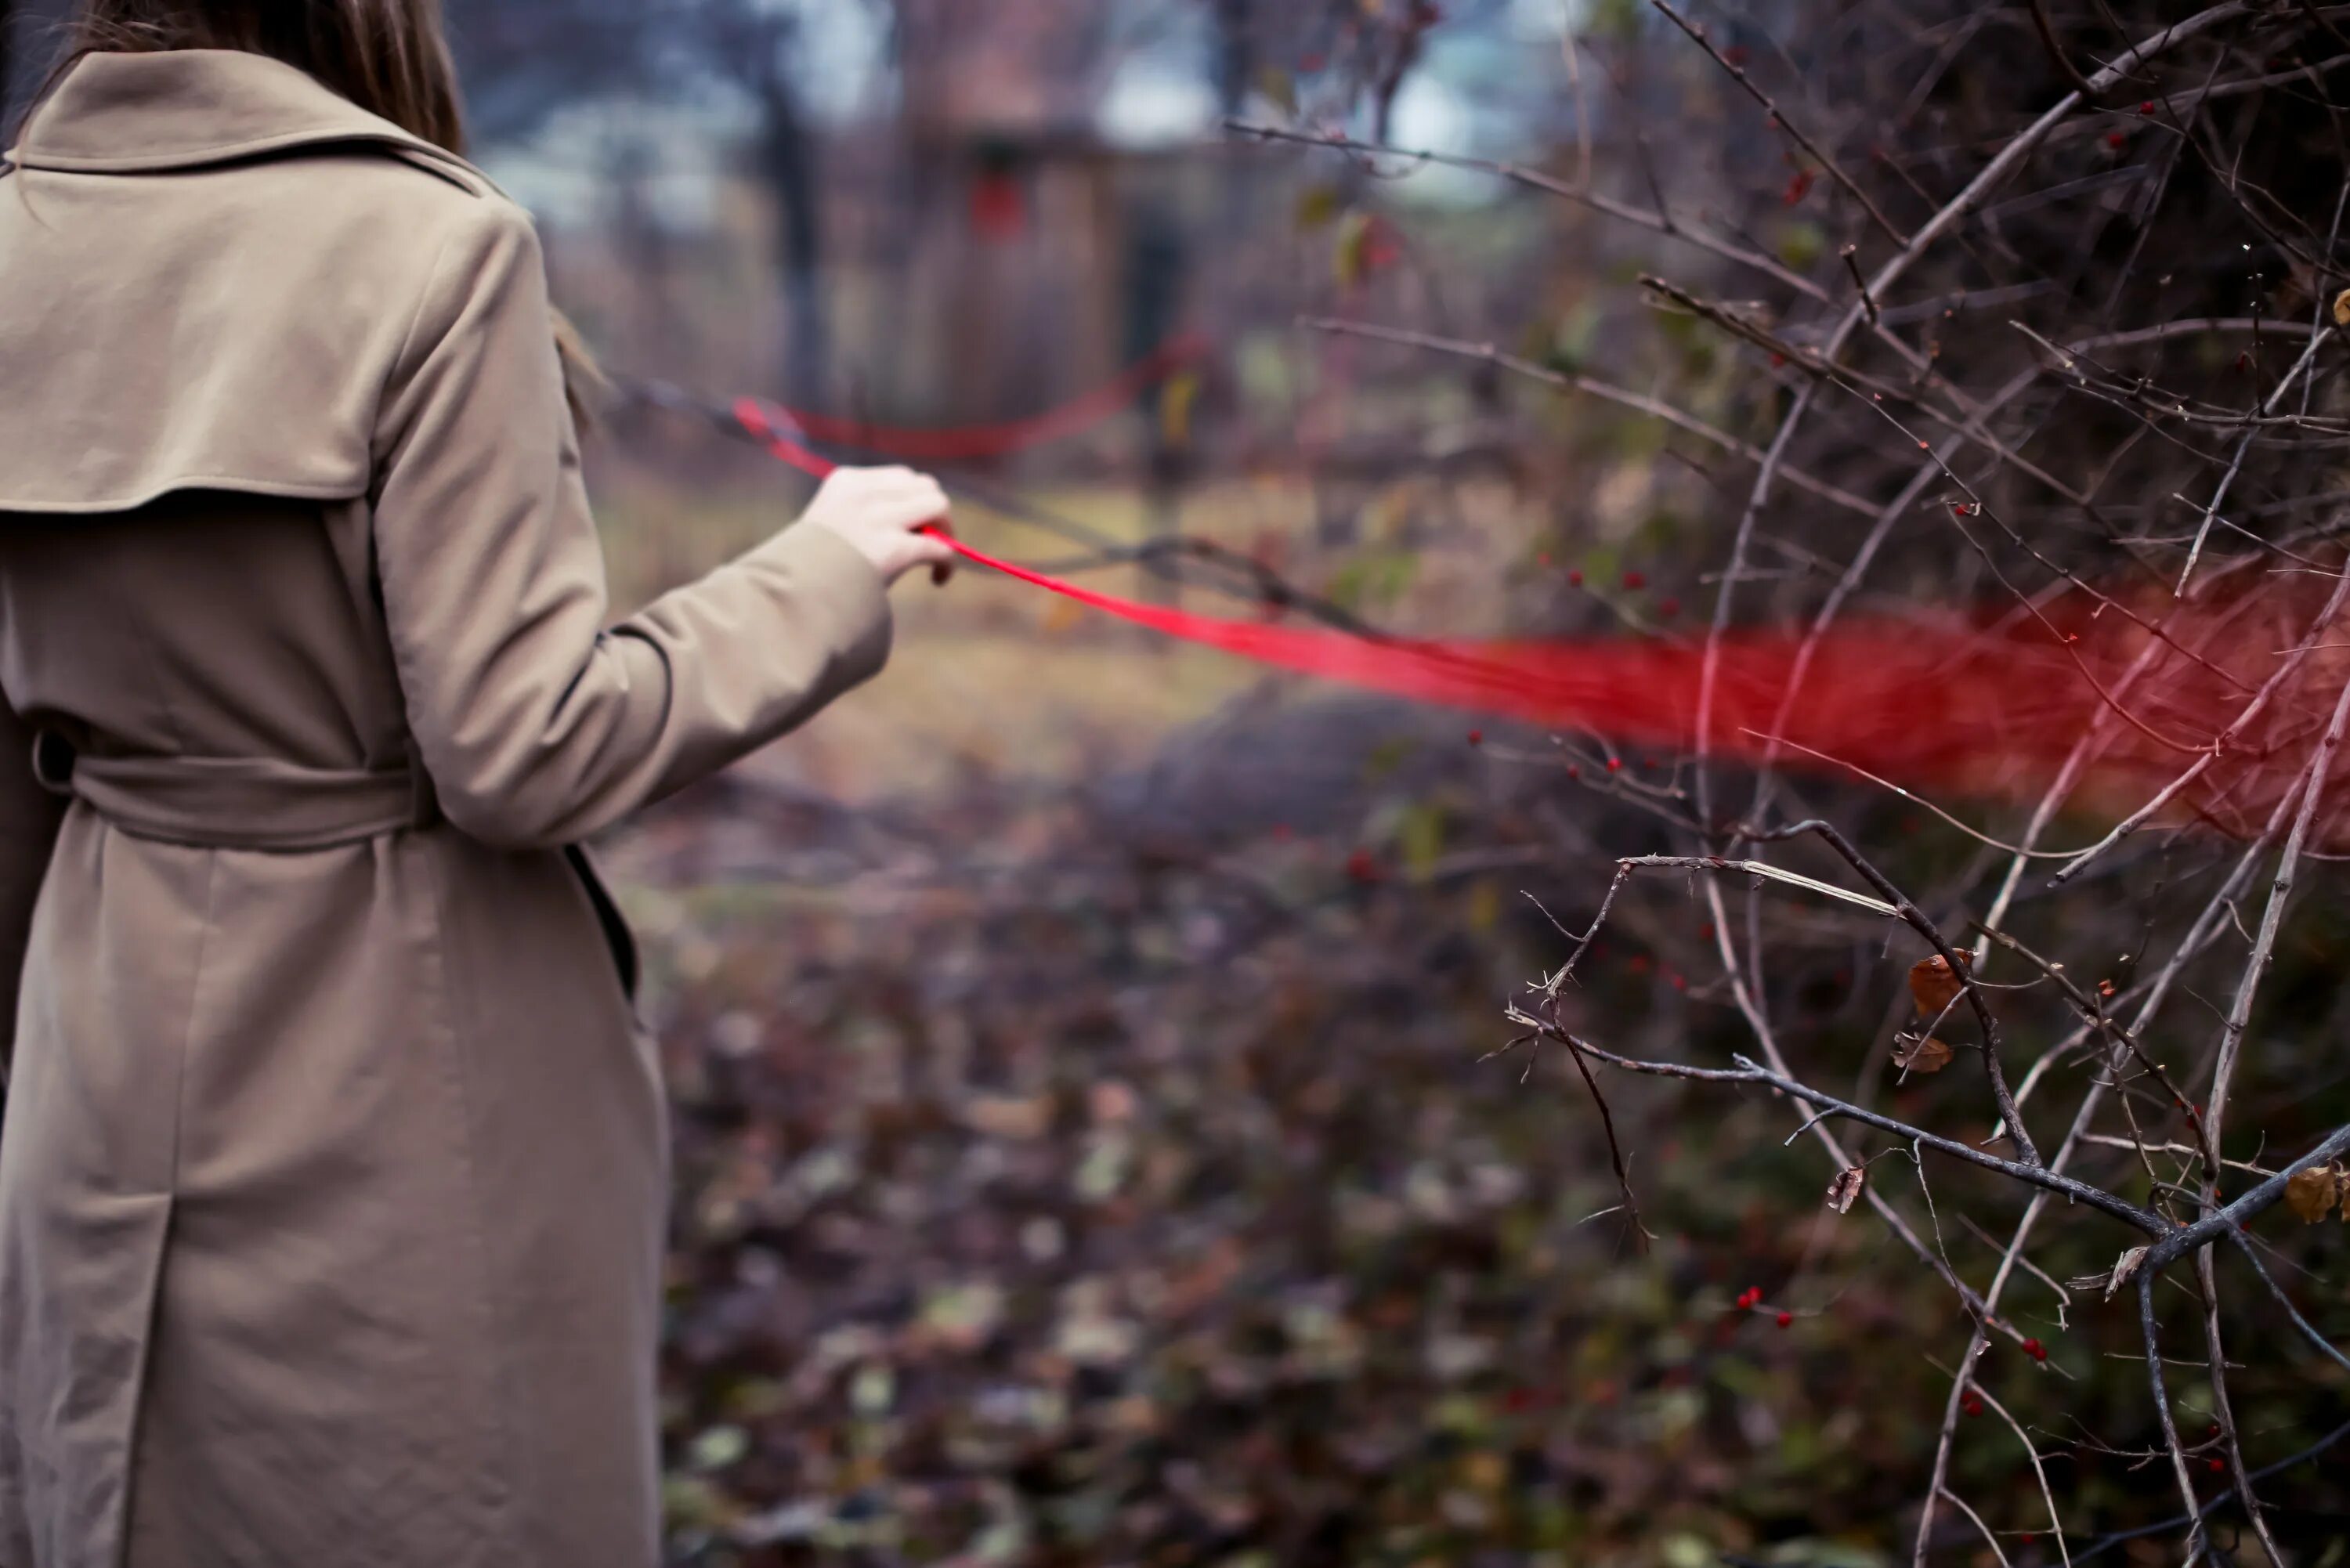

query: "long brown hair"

left=54, top=0, right=467, bottom=154
left=38, top=0, right=607, bottom=422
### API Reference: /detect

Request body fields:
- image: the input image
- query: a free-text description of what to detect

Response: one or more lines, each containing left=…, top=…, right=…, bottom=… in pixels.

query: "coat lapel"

left=6, top=49, right=497, bottom=195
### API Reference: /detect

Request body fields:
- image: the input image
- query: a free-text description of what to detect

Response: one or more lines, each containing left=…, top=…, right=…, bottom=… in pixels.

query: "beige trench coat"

left=0, top=49, right=896, bottom=1568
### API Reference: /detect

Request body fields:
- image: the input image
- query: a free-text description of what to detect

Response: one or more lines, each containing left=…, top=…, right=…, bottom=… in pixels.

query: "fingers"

left=911, top=529, right=957, bottom=584
left=918, top=517, right=959, bottom=586
left=821, top=466, right=945, bottom=507
left=804, top=465, right=957, bottom=586
left=859, top=469, right=949, bottom=529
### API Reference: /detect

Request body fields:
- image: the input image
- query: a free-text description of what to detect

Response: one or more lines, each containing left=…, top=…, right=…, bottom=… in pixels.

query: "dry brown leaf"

left=1908, top=953, right=1968, bottom=1018
left=1892, top=1032, right=1954, bottom=1075
left=2333, top=287, right=2350, bottom=327
left=2286, top=1165, right=2338, bottom=1223
left=2103, top=1245, right=2149, bottom=1302
left=1826, top=1166, right=1866, bottom=1214
left=963, top=1093, right=1055, bottom=1142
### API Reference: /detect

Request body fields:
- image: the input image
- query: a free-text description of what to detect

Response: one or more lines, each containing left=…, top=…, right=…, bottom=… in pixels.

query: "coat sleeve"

left=0, top=695, right=65, bottom=1076
left=369, top=200, right=892, bottom=850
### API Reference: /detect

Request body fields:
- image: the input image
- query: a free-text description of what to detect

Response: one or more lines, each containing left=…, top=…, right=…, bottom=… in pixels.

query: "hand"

left=798, top=466, right=957, bottom=586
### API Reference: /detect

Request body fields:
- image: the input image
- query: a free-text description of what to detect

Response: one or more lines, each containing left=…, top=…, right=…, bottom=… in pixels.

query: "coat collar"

left=7, top=49, right=487, bottom=187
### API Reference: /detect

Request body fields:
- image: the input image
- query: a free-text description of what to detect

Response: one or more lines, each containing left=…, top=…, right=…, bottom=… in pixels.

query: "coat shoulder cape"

left=0, top=49, right=512, bottom=515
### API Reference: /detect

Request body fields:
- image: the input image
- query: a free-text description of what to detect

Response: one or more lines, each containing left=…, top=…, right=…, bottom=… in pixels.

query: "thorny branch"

left=1234, top=0, right=2350, bottom=1551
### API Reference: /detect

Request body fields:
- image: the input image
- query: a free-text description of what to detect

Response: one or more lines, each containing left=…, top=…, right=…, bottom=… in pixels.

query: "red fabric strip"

left=736, top=334, right=1206, bottom=464
left=733, top=398, right=2347, bottom=843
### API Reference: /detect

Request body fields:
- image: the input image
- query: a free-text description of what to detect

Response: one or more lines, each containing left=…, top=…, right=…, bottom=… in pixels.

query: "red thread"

left=732, top=400, right=2350, bottom=847
left=735, top=335, right=1205, bottom=464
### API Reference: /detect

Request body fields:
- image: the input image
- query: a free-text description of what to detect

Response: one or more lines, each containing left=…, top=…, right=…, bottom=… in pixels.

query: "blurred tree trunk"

left=1211, top=0, right=1255, bottom=118
left=1126, top=202, right=1187, bottom=610
left=689, top=2, right=829, bottom=402
left=752, top=60, right=828, bottom=403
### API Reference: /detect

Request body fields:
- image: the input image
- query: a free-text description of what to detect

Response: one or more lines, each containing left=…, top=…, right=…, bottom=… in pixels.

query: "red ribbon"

left=731, top=393, right=2345, bottom=844
left=734, top=334, right=1206, bottom=464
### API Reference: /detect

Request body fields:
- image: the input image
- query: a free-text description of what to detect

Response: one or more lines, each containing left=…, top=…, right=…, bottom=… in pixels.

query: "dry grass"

left=590, top=464, right=1546, bottom=800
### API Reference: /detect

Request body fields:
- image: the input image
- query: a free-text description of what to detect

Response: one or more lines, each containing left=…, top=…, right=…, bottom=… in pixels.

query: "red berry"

left=2138, top=99, right=2154, bottom=114
left=2022, top=1337, right=2046, bottom=1360
left=1776, top=1311, right=1793, bottom=1328
left=1466, top=729, right=1483, bottom=746
left=1345, top=848, right=1379, bottom=884
left=1567, top=764, right=1582, bottom=781
left=2208, top=1457, right=2225, bottom=1473
left=1658, top=597, right=1681, bottom=619
left=1567, top=568, right=1584, bottom=587
left=2106, top=131, right=2127, bottom=150
left=1606, top=757, right=1623, bottom=773
left=1963, top=1398, right=1984, bottom=1417
left=1622, top=570, right=1647, bottom=591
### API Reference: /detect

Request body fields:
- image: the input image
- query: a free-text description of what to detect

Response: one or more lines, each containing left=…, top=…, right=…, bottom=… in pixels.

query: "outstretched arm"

left=369, top=199, right=947, bottom=848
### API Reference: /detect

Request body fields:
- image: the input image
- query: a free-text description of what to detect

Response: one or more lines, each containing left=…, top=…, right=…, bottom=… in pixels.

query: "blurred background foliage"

left=11, top=1, right=2350, bottom=1563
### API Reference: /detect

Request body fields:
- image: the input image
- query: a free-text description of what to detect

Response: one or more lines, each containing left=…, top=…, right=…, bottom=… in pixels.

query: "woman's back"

left=0, top=497, right=409, bottom=773
left=0, top=45, right=932, bottom=1568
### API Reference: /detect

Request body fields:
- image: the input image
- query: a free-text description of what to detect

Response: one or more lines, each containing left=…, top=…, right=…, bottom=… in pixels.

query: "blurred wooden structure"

left=826, top=0, right=1198, bottom=436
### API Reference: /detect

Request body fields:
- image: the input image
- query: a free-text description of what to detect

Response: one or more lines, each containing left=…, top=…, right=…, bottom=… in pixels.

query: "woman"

left=0, top=5, right=955, bottom=1565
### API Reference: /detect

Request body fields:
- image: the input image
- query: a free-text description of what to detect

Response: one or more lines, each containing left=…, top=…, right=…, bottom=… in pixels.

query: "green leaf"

left=1399, top=800, right=1447, bottom=882
left=1335, top=210, right=1375, bottom=289
left=1778, top=219, right=1826, bottom=271
left=1295, top=185, right=1345, bottom=231
left=1253, top=65, right=1298, bottom=117
left=687, top=1423, right=750, bottom=1472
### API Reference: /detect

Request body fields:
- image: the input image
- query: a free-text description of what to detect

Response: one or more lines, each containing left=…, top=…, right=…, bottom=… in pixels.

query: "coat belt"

left=31, top=732, right=440, bottom=851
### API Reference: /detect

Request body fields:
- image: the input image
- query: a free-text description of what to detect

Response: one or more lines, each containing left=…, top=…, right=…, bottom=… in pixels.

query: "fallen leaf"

left=1039, top=597, right=1087, bottom=637
left=1892, top=1031, right=1954, bottom=1075
left=964, top=1093, right=1055, bottom=1142
left=1908, top=953, right=1969, bottom=1017
left=1825, top=1166, right=1865, bottom=1214
left=2286, top=1165, right=2338, bottom=1223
